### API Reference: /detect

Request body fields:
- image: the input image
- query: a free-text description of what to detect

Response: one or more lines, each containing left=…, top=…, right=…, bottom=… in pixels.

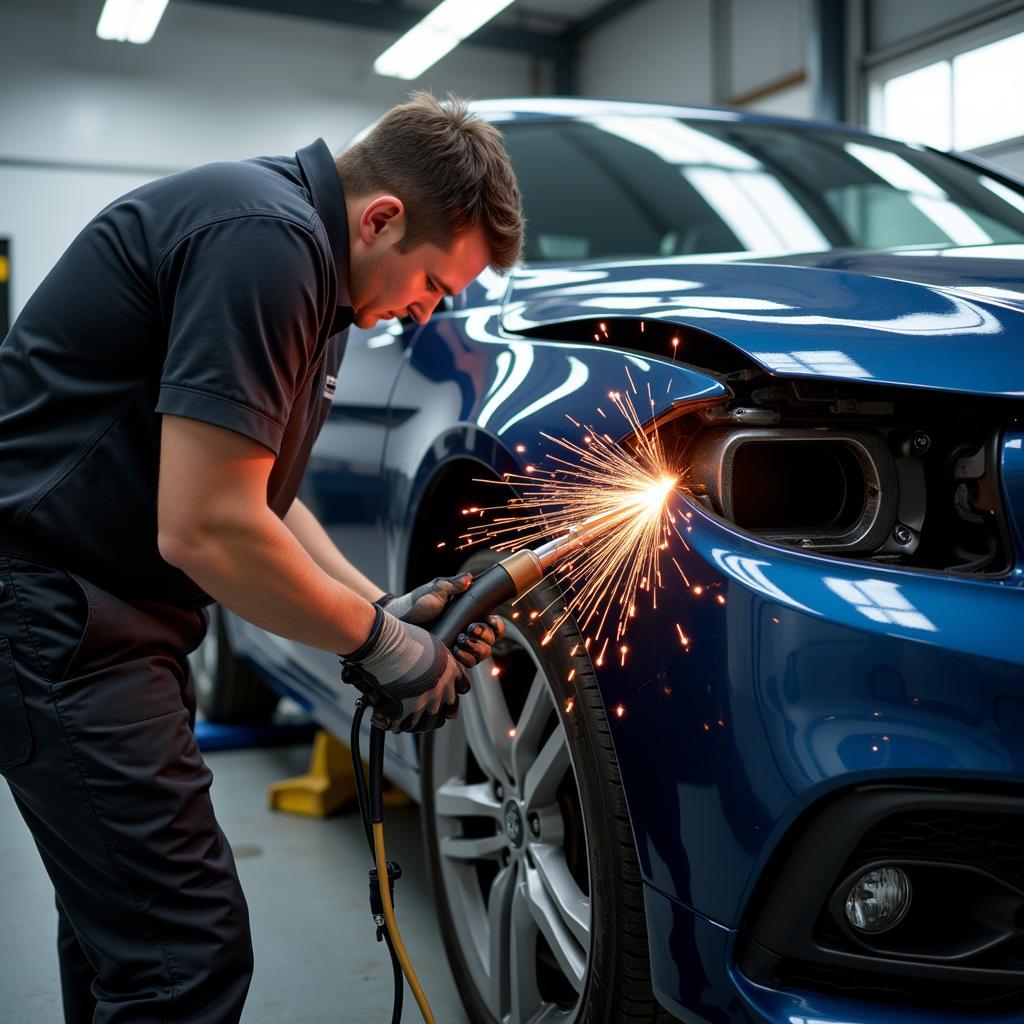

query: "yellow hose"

left=373, top=822, right=436, bottom=1024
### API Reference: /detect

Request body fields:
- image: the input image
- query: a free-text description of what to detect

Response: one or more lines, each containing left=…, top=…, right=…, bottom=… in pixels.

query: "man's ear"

left=359, top=195, right=405, bottom=246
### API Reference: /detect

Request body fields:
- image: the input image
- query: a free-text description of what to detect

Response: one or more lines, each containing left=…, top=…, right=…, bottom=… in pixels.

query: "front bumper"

left=591, top=489, right=1024, bottom=1020
left=644, top=884, right=1024, bottom=1024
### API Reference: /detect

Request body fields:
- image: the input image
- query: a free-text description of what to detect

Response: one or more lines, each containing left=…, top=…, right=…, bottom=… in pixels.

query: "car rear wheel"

left=190, top=605, right=280, bottom=724
left=422, top=551, right=670, bottom=1023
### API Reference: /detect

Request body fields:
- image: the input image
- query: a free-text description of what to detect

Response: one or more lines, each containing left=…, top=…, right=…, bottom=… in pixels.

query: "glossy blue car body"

left=229, top=100, right=1024, bottom=1023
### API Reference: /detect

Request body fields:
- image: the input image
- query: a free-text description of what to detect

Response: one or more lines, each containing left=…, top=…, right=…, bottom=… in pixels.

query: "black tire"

left=421, top=550, right=671, bottom=1024
left=191, top=605, right=280, bottom=724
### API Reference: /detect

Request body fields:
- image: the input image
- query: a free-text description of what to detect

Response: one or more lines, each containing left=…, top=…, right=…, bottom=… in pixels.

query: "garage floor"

left=0, top=743, right=470, bottom=1023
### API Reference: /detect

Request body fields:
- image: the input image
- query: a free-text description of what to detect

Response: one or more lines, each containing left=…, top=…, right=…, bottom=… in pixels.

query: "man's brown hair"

left=337, top=91, right=523, bottom=272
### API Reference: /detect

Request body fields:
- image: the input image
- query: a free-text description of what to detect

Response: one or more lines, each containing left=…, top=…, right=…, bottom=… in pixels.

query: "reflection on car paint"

left=503, top=261, right=1023, bottom=393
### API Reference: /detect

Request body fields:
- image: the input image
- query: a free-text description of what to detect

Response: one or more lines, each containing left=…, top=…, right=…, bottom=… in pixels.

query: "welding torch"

left=350, top=504, right=627, bottom=1024
left=429, top=503, right=628, bottom=648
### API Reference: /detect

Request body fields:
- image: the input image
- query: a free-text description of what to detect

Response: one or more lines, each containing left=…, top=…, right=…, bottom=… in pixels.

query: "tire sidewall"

left=192, top=605, right=280, bottom=724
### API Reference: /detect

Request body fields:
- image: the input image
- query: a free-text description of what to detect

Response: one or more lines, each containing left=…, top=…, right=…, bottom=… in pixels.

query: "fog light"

left=844, top=866, right=911, bottom=933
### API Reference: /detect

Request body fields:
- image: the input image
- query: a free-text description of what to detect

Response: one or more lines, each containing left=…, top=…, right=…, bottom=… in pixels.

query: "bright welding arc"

left=461, top=384, right=679, bottom=651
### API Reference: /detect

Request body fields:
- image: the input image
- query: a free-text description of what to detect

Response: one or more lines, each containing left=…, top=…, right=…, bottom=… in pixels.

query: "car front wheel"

left=422, top=551, right=670, bottom=1023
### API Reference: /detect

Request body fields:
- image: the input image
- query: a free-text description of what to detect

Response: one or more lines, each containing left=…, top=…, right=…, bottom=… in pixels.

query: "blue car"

left=195, top=99, right=1024, bottom=1024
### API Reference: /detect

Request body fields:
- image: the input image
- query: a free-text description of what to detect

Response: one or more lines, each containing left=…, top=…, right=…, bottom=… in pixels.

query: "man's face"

left=348, top=196, right=492, bottom=330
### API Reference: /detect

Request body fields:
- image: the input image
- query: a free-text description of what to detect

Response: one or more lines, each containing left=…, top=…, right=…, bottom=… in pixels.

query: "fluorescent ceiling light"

left=374, top=0, right=515, bottom=80
left=97, top=0, right=169, bottom=44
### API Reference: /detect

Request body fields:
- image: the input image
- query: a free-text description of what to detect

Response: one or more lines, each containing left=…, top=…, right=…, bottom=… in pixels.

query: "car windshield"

left=500, top=116, right=1024, bottom=263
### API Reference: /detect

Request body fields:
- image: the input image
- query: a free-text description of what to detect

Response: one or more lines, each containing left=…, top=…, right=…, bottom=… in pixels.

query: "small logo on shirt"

left=323, top=374, right=337, bottom=400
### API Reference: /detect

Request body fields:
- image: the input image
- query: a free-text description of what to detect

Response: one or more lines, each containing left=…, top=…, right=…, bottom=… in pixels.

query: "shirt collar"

left=296, top=138, right=353, bottom=316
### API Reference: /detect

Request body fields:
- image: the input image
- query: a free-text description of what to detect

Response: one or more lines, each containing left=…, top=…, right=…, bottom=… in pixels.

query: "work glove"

left=376, top=573, right=471, bottom=625
left=376, top=574, right=506, bottom=667
left=341, top=605, right=471, bottom=733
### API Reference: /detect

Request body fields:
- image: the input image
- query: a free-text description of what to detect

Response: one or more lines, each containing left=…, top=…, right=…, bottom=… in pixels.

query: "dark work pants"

left=0, top=556, right=253, bottom=1023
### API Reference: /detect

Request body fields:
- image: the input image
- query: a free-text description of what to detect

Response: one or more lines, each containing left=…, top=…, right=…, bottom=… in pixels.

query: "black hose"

left=947, top=534, right=998, bottom=573
left=382, top=927, right=404, bottom=1024
left=350, top=701, right=374, bottom=856
left=351, top=701, right=404, bottom=1021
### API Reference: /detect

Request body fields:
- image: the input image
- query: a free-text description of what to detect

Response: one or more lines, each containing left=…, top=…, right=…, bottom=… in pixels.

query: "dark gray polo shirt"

left=0, top=139, right=353, bottom=608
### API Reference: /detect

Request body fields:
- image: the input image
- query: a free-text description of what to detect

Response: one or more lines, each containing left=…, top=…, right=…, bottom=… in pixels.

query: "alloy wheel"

left=431, top=617, right=592, bottom=1023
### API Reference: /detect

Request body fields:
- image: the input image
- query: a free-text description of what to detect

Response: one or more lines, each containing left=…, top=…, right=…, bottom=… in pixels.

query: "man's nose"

left=410, top=295, right=443, bottom=325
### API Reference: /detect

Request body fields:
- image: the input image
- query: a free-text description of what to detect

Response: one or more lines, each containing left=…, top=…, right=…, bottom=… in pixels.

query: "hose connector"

left=369, top=861, right=402, bottom=936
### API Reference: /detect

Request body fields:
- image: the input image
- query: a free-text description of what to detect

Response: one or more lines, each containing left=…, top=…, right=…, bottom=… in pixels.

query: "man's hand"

left=377, top=574, right=506, bottom=666
left=377, top=573, right=471, bottom=624
left=341, top=607, right=471, bottom=733
left=451, top=617, right=505, bottom=668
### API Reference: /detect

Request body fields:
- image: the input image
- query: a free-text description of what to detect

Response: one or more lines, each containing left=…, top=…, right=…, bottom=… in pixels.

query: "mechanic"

left=0, top=92, right=524, bottom=1023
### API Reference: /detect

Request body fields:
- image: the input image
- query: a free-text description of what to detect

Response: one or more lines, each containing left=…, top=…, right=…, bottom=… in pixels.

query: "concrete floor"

left=0, top=743, right=469, bottom=1023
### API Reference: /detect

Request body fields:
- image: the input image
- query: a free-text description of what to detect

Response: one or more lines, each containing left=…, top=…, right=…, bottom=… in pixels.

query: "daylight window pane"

left=883, top=62, right=951, bottom=150
left=953, top=32, right=1024, bottom=150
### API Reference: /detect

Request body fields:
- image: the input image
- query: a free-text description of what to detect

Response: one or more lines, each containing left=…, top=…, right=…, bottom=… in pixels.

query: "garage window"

left=876, top=30, right=1024, bottom=152
left=882, top=62, right=951, bottom=151
left=953, top=33, right=1024, bottom=149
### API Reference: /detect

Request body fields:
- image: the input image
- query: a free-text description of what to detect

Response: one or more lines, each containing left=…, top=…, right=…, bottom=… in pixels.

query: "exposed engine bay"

left=524, top=318, right=1021, bottom=576
left=667, top=376, right=1013, bottom=575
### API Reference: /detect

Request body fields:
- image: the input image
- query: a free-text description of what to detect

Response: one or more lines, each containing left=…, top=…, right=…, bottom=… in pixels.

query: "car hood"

left=500, top=245, right=1024, bottom=397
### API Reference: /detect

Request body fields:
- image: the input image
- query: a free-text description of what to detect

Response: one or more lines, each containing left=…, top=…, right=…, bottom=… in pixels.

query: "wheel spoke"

left=510, top=867, right=543, bottom=1021
left=511, top=670, right=551, bottom=786
left=434, top=780, right=503, bottom=821
left=463, top=688, right=511, bottom=787
left=473, top=668, right=516, bottom=778
left=522, top=727, right=570, bottom=811
left=439, top=833, right=506, bottom=861
left=531, top=843, right=591, bottom=948
left=523, top=859, right=587, bottom=993
left=485, top=863, right=515, bottom=1019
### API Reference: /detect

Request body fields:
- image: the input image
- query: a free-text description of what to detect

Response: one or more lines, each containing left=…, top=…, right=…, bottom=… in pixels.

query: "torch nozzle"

left=532, top=505, right=633, bottom=570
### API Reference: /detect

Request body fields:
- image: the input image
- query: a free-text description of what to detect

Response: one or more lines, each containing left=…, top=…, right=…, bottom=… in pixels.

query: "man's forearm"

left=162, top=505, right=376, bottom=655
left=283, top=498, right=386, bottom=602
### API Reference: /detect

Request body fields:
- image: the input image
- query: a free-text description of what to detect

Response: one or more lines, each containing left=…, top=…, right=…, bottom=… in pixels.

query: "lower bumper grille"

left=737, top=784, right=1024, bottom=1012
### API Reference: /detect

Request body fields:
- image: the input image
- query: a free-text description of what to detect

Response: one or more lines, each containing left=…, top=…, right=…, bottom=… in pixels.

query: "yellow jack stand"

left=267, top=728, right=410, bottom=818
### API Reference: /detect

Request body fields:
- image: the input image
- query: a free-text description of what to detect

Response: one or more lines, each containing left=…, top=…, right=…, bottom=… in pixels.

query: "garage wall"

left=727, top=0, right=808, bottom=101
left=865, top=0, right=1005, bottom=51
left=0, top=0, right=544, bottom=316
left=576, top=0, right=714, bottom=105
left=577, top=0, right=811, bottom=117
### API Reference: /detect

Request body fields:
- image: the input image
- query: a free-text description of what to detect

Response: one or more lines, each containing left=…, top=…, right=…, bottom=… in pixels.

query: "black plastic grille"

left=847, top=809, right=1024, bottom=891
